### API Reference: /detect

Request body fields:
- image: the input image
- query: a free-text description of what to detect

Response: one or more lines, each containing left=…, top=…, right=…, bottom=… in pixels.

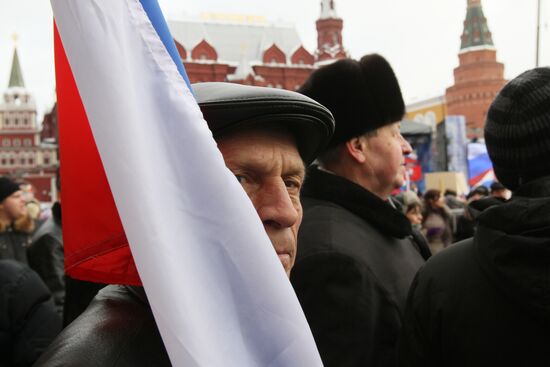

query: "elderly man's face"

left=361, top=122, right=412, bottom=198
left=217, top=128, right=305, bottom=277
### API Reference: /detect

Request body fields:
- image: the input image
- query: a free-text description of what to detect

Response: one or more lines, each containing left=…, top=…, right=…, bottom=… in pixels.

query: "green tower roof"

left=460, top=0, right=494, bottom=50
left=8, top=47, right=25, bottom=88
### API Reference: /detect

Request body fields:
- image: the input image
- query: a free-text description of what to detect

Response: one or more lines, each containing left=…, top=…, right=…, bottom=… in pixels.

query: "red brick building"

left=445, top=0, right=506, bottom=139
left=39, top=1, right=348, bottom=198
left=0, top=46, right=58, bottom=202
left=168, top=0, right=347, bottom=89
left=41, top=1, right=348, bottom=148
left=41, top=102, right=58, bottom=143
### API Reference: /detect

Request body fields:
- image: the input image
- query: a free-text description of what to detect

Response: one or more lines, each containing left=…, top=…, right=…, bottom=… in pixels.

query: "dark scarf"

left=302, top=166, right=412, bottom=239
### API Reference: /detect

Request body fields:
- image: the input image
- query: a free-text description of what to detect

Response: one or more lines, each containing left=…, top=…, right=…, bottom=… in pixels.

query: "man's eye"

left=235, top=175, right=247, bottom=184
left=284, top=179, right=301, bottom=190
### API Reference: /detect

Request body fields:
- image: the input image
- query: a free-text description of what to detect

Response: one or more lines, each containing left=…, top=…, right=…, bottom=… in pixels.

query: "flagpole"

left=536, top=0, right=541, bottom=67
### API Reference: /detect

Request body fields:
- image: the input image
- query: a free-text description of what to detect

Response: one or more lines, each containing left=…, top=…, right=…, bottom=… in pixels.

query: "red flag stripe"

left=54, top=23, right=140, bottom=285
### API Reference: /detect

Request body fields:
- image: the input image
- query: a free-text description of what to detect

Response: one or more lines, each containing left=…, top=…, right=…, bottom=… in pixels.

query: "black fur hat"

left=299, top=54, right=405, bottom=150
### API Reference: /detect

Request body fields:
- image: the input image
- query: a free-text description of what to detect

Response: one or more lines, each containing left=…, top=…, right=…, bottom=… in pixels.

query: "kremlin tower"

left=445, top=0, right=506, bottom=139
left=315, top=0, right=348, bottom=63
left=0, top=41, right=58, bottom=201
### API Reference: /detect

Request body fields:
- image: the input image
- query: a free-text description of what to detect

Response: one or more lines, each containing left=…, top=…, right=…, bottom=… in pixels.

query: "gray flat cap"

left=193, top=82, right=335, bottom=165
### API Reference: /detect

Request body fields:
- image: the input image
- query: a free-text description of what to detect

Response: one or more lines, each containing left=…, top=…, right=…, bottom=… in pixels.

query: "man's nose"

left=401, top=134, right=412, bottom=155
left=256, top=180, right=299, bottom=229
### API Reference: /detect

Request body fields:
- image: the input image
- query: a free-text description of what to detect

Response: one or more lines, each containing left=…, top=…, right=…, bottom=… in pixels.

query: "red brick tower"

left=445, top=0, right=506, bottom=139
left=315, top=0, right=347, bottom=63
left=0, top=43, right=58, bottom=201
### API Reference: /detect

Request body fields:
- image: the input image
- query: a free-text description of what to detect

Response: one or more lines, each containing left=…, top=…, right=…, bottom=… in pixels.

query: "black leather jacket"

left=35, top=285, right=171, bottom=367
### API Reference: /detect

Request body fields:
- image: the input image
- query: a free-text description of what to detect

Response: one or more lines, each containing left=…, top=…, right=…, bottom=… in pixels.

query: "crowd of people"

left=395, top=181, right=511, bottom=256
left=0, top=176, right=63, bottom=366
left=1, top=54, right=549, bottom=366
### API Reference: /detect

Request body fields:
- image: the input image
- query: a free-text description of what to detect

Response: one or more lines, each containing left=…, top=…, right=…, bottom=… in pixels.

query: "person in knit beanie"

left=0, top=176, right=33, bottom=264
left=399, top=67, right=550, bottom=366
left=291, top=54, right=428, bottom=367
left=485, top=67, right=550, bottom=190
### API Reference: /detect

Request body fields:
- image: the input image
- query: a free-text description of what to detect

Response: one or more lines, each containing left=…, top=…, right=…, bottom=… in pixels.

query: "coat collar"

left=514, top=175, right=550, bottom=198
left=302, top=166, right=412, bottom=238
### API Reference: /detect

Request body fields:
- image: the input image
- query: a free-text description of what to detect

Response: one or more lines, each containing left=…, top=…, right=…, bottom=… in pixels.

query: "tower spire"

left=460, top=0, right=494, bottom=50
left=320, top=0, right=338, bottom=19
left=446, top=0, right=506, bottom=139
left=8, top=36, right=25, bottom=88
left=315, top=0, right=346, bottom=62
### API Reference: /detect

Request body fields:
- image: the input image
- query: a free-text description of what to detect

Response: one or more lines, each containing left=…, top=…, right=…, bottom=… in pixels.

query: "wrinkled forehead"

left=216, top=126, right=305, bottom=174
left=215, top=123, right=294, bottom=142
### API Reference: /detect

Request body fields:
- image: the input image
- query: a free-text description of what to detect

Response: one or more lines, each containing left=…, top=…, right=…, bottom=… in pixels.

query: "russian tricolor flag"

left=52, top=0, right=321, bottom=365
left=467, top=142, right=495, bottom=188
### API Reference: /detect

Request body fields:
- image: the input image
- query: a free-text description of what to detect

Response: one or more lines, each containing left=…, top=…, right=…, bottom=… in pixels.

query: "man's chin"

left=394, top=171, right=407, bottom=189
left=278, top=254, right=292, bottom=277
left=393, top=180, right=406, bottom=190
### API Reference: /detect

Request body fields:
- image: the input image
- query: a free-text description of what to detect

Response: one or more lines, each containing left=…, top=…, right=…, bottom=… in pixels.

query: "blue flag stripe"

left=468, top=153, right=492, bottom=178
left=139, top=0, right=192, bottom=91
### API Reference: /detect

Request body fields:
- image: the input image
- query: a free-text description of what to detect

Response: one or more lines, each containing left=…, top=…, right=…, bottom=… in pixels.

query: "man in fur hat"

left=290, top=54, right=427, bottom=367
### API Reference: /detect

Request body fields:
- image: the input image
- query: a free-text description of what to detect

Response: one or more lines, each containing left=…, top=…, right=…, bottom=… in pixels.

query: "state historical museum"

left=169, top=0, right=347, bottom=89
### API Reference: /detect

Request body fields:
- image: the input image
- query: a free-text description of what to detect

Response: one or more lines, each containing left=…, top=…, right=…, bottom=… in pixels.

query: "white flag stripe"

left=51, top=0, right=322, bottom=366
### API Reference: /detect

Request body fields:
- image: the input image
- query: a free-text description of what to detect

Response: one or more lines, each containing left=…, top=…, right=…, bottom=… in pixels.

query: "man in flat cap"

left=290, top=54, right=427, bottom=367
left=35, top=82, right=334, bottom=366
left=399, top=67, right=550, bottom=366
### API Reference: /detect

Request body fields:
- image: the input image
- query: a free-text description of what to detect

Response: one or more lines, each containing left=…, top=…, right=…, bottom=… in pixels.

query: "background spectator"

left=422, top=189, right=453, bottom=254
left=490, top=181, right=509, bottom=201
left=28, top=181, right=64, bottom=316
left=405, top=201, right=423, bottom=231
left=0, top=177, right=34, bottom=264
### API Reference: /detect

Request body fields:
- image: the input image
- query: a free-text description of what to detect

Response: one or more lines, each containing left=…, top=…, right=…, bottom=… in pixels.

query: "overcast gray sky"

left=1, top=0, right=548, bottom=121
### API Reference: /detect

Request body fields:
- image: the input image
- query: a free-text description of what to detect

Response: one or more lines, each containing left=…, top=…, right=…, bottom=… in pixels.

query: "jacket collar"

left=302, top=166, right=412, bottom=238
left=514, top=175, right=550, bottom=198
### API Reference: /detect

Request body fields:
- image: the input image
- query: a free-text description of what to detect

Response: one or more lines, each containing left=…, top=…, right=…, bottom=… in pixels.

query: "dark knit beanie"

left=299, top=54, right=405, bottom=150
left=485, top=67, right=550, bottom=190
left=0, top=177, right=20, bottom=202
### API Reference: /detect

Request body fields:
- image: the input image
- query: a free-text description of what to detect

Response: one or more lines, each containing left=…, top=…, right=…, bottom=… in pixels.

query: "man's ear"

left=345, top=136, right=367, bottom=163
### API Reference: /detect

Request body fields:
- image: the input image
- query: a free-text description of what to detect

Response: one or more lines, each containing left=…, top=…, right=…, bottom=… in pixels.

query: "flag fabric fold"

left=51, top=0, right=322, bottom=365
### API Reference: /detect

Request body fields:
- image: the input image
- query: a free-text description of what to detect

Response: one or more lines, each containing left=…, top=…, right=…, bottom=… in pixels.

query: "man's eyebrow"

left=286, top=162, right=306, bottom=179
left=227, top=157, right=305, bottom=178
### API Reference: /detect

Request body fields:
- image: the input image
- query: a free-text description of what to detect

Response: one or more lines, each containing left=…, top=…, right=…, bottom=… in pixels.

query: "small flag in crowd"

left=468, top=142, right=495, bottom=188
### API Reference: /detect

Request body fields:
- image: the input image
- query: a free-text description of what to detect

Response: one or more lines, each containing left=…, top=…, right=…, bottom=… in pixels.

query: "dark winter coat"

left=398, top=176, right=550, bottom=367
left=28, top=203, right=64, bottom=315
left=0, top=226, right=32, bottom=264
left=35, top=285, right=171, bottom=367
left=0, top=260, right=62, bottom=367
left=291, top=166, right=426, bottom=367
